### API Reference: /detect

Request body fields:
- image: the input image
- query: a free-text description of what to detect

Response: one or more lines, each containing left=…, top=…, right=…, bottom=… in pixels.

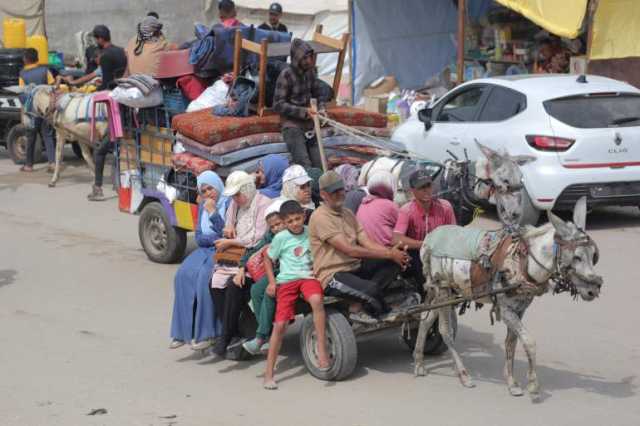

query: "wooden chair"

left=233, top=26, right=350, bottom=116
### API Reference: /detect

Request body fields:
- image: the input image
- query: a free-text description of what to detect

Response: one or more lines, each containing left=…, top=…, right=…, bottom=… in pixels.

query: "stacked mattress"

left=171, top=107, right=391, bottom=176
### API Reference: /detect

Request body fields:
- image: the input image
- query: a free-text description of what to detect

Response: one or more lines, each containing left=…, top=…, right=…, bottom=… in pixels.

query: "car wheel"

left=7, top=124, right=42, bottom=165
left=138, top=202, right=187, bottom=263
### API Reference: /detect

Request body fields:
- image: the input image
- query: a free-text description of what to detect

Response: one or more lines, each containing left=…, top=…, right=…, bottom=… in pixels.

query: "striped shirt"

left=394, top=198, right=456, bottom=242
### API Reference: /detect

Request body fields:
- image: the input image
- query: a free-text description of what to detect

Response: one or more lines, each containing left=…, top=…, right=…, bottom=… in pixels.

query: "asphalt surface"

left=1, top=148, right=639, bottom=426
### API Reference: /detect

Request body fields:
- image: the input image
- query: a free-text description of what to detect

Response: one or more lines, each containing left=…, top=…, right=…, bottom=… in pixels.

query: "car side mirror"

left=418, top=107, right=433, bottom=130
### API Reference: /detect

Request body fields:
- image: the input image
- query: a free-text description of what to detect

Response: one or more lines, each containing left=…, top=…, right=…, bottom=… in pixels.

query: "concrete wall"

left=44, top=0, right=210, bottom=55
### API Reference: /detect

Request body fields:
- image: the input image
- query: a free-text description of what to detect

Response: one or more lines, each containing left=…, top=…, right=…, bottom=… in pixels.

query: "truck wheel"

left=138, top=201, right=186, bottom=263
left=7, top=124, right=42, bottom=165
left=300, top=308, right=357, bottom=381
left=403, top=313, right=458, bottom=356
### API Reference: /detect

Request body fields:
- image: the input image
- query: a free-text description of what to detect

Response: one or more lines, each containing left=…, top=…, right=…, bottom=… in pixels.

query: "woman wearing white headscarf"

left=210, top=171, right=272, bottom=356
left=278, top=165, right=315, bottom=222
left=356, top=170, right=400, bottom=247
left=170, top=171, right=229, bottom=350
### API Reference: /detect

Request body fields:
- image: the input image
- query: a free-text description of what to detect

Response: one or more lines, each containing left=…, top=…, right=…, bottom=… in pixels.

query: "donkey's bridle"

left=525, top=230, right=599, bottom=297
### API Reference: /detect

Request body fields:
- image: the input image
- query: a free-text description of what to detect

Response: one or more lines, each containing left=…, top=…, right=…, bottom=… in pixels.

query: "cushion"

left=171, top=152, right=217, bottom=174
left=172, top=109, right=282, bottom=146
left=327, top=106, right=388, bottom=128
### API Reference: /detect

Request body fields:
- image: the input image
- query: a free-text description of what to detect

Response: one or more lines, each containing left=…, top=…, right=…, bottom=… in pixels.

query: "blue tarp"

left=351, top=0, right=495, bottom=103
left=352, top=0, right=458, bottom=103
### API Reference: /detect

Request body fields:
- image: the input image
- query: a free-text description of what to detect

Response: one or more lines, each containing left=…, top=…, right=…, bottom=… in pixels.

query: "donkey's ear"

left=475, top=141, right=500, bottom=162
left=548, top=210, right=571, bottom=238
left=511, top=155, right=536, bottom=166
left=573, top=196, right=587, bottom=230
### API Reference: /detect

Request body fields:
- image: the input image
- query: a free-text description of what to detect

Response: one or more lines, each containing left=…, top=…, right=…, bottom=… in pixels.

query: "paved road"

left=1, top=149, right=639, bottom=426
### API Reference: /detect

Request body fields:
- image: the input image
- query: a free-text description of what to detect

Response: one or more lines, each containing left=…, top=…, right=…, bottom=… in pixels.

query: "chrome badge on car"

left=614, top=132, right=623, bottom=146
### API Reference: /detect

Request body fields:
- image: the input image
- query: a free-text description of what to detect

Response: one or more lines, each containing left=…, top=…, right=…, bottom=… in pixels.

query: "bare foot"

left=263, top=379, right=278, bottom=390
left=20, top=166, right=33, bottom=172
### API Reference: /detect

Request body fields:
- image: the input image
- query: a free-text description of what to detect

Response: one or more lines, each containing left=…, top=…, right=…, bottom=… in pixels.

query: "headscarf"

left=134, top=16, right=163, bottom=56
left=281, top=180, right=315, bottom=211
left=197, top=171, right=228, bottom=235
left=366, top=170, right=396, bottom=201
left=335, top=164, right=359, bottom=192
left=258, top=154, right=289, bottom=199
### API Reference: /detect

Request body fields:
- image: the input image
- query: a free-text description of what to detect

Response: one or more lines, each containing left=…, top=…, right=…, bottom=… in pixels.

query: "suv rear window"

left=544, top=93, right=640, bottom=128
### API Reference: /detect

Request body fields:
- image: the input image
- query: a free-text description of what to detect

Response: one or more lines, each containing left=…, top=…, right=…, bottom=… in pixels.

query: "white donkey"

left=26, top=85, right=108, bottom=187
left=413, top=197, right=603, bottom=401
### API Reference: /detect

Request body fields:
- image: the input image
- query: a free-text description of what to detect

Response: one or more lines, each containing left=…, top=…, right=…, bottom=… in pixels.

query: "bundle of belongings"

left=111, top=74, right=163, bottom=108
left=171, top=106, right=391, bottom=177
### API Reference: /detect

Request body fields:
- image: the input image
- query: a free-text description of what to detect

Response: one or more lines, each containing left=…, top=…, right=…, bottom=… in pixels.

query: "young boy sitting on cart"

left=262, top=200, right=330, bottom=389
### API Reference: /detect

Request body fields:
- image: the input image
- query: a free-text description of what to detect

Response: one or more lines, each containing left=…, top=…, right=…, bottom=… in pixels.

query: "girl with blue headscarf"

left=256, top=154, right=289, bottom=199
left=170, top=171, right=230, bottom=350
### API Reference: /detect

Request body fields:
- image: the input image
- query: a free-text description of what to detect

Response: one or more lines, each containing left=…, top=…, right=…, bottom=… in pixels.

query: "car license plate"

left=590, top=182, right=640, bottom=198
left=0, top=97, right=21, bottom=109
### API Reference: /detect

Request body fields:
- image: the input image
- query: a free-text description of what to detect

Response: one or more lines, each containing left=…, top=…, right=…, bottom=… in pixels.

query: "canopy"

left=352, top=0, right=458, bottom=103
left=590, top=0, right=640, bottom=60
left=494, top=0, right=588, bottom=39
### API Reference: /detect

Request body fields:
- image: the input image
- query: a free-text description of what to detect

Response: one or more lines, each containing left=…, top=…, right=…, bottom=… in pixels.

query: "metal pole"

left=457, top=0, right=466, bottom=85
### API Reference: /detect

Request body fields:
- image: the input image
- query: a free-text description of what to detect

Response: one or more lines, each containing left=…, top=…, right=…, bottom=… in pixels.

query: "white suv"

left=392, top=74, right=640, bottom=224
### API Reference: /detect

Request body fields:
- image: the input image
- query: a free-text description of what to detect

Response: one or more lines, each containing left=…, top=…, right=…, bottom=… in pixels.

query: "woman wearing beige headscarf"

left=210, top=171, right=272, bottom=356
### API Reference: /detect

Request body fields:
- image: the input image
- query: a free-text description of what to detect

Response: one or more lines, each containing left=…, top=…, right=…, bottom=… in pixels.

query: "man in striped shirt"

left=392, top=169, right=456, bottom=287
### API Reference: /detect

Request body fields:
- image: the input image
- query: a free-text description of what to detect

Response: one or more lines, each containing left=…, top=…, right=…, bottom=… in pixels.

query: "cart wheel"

left=403, top=313, right=458, bottom=356
left=300, top=308, right=357, bottom=381
left=7, top=124, right=42, bottom=165
left=138, top=201, right=186, bottom=263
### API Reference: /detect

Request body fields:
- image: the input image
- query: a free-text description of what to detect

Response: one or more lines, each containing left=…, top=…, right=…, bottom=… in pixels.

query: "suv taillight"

left=526, top=135, right=575, bottom=152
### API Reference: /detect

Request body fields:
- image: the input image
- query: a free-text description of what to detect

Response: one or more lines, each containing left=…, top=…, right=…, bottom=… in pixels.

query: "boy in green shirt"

left=263, top=200, right=330, bottom=389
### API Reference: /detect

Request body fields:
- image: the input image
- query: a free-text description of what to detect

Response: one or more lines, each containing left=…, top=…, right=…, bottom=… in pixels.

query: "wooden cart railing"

left=232, top=26, right=350, bottom=116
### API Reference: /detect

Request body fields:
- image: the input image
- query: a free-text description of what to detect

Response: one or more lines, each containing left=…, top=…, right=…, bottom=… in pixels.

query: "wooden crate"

left=139, top=126, right=173, bottom=167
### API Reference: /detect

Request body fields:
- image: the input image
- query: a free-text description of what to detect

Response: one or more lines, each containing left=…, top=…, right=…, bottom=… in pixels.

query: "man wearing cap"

left=91, top=25, right=127, bottom=91
left=392, top=169, right=456, bottom=285
left=309, top=171, right=409, bottom=323
left=258, top=3, right=288, bottom=33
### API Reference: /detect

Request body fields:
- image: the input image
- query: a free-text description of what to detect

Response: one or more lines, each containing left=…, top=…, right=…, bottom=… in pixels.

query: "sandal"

left=19, top=166, right=33, bottom=172
left=263, top=379, right=278, bottom=390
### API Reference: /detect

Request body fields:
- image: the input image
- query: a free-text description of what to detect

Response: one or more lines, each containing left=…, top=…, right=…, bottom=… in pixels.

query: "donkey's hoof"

left=528, top=384, right=541, bottom=402
left=459, top=371, right=476, bottom=388
left=508, top=384, right=524, bottom=397
left=48, top=182, right=56, bottom=188
left=414, top=363, right=427, bottom=377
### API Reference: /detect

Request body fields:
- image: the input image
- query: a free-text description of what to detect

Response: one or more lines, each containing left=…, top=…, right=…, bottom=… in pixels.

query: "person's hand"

left=223, top=226, right=236, bottom=239
left=233, top=268, right=245, bottom=287
left=203, top=197, right=217, bottom=214
left=215, top=239, right=233, bottom=251
left=266, top=281, right=277, bottom=297
left=307, top=108, right=317, bottom=118
left=389, top=244, right=410, bottom=270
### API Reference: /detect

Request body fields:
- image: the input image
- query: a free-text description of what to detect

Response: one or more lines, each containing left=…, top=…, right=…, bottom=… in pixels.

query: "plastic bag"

left=110, top=86, right=163, bottom=108
left=186, top=79, right=228, bottom=112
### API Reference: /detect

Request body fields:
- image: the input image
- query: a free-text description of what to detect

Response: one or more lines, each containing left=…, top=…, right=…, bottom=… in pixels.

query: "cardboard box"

left=363, top=95, right=388, bottom=114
